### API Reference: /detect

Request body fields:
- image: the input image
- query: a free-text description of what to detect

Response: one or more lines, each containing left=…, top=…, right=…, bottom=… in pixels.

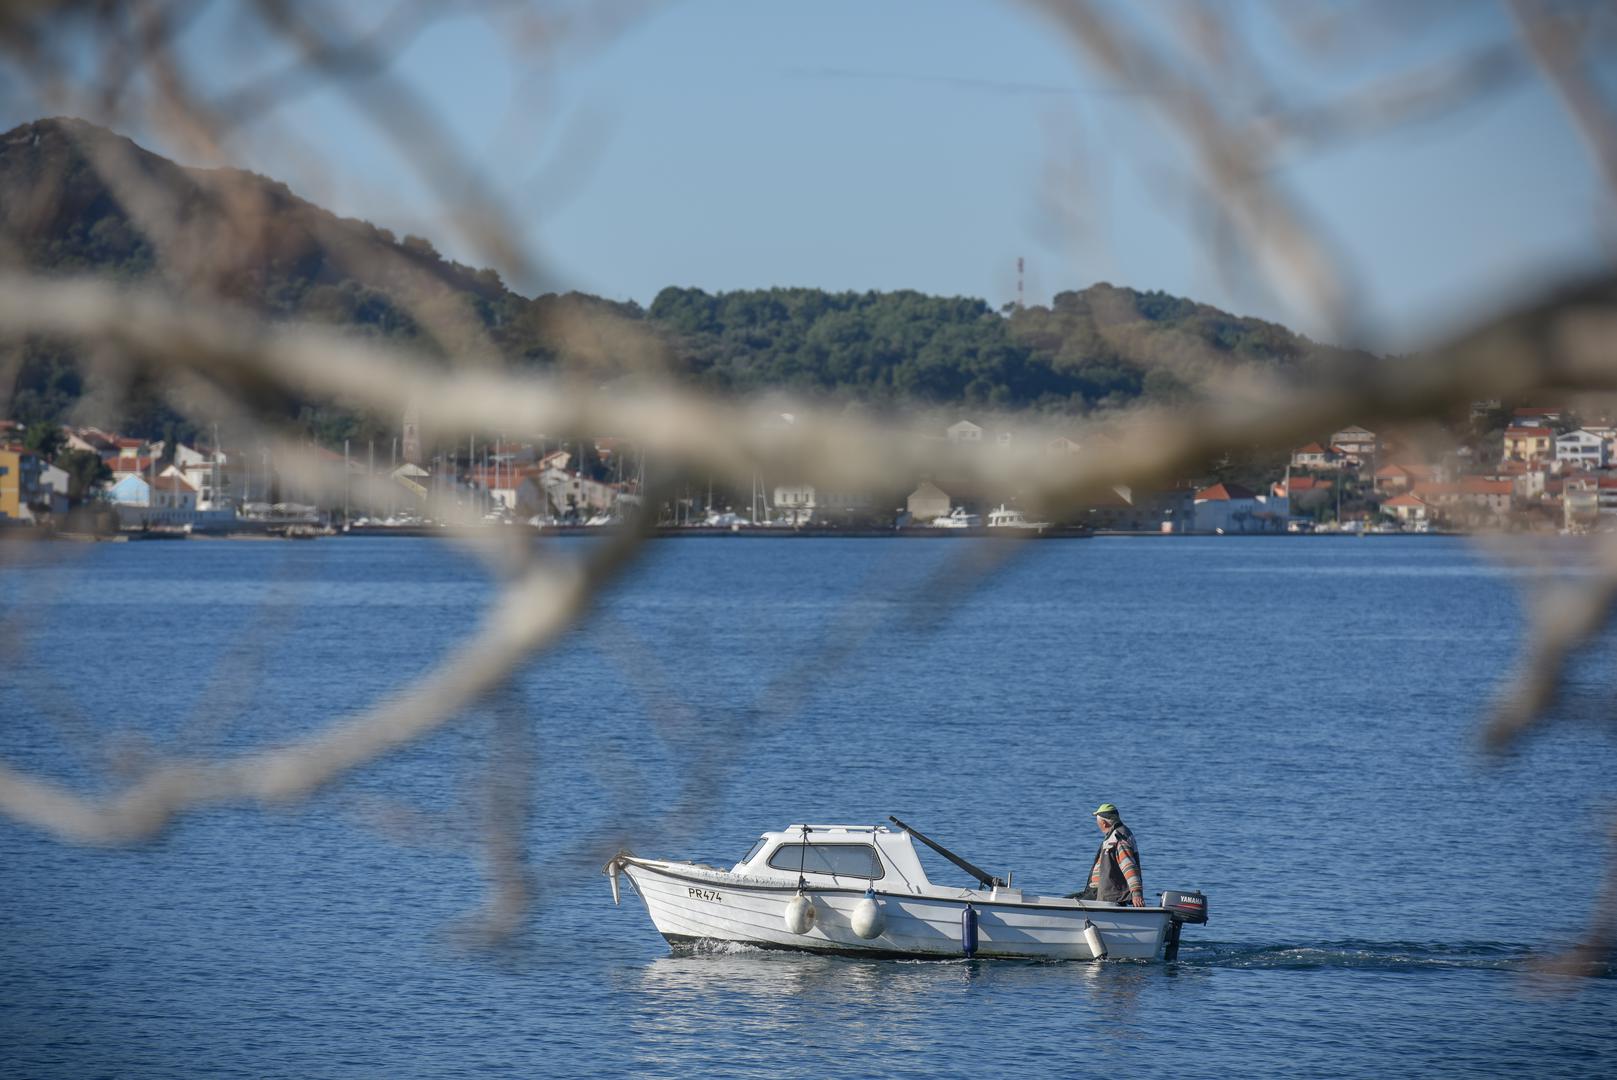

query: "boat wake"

left=672, top=938, right=772, bottom=958
left=663, top=935, right=1612, bottom=976
left=1179, top=940, right=1612, bottom=975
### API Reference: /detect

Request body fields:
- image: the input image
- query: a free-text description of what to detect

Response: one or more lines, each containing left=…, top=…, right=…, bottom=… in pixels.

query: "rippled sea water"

left=3, top=535, right=1615, bottom=1078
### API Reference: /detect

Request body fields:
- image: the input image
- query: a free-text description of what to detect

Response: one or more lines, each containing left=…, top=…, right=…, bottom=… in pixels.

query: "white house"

left=163, top=452, right=233, bottom=511
left=946, top=421, right=984, bottom=443
left=1291, top=442, right=1342, bottom=470
left=1190, top=482, right=1289, bottom=533
left=905, top=481, right=951, bottom=521
left=172, top=443, right=211, bottom=468
left=773, top=483, right=817, bottom=526
left=1382, top=493, right=1430, bottom=525
left=516, top=467, right=618, bottom=521
left=1330, top=426, right=1377, bottom=459
left=39, top=461, right=70, bottom=516
left=1556, top=429, right=1610, bottom=469
left=770, top=483, right=873, bottom=526
left=107, top=472, right=234, bottom=528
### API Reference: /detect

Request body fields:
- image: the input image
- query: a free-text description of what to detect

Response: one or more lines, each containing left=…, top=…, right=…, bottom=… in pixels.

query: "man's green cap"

left=1092, top=802, right=1118, bottom=817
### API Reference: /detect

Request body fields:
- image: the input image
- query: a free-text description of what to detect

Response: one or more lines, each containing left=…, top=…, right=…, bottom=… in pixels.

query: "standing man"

left=1084, top=802, right=1145, bottom=907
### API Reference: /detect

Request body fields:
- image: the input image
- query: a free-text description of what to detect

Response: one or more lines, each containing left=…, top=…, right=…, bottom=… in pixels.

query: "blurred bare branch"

left=1510, top=0, right=1617, bottom=205
left=2, top=0, right=1617, bottom=972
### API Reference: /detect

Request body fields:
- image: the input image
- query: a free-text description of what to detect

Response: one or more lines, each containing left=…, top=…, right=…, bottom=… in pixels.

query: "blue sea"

left=2, top=535, right=1615, bottom=1077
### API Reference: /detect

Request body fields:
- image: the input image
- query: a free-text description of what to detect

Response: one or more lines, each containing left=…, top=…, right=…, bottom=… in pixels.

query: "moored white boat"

left=606, top=820, right=1207, bottom=961
left=930, top=508, right=982, bottom=528
left=986, top=504, right=1051, bottom=530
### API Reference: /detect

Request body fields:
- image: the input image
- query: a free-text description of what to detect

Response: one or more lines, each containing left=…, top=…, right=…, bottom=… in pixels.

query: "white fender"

left=1083, top=919, right=1108, bottom=960
left=784, top=893, right=816, bottom=934
left=851, top=895, right=885, bottom=939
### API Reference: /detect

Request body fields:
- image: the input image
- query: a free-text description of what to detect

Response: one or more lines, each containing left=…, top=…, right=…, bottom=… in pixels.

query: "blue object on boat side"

left=961, top=905, right=978, bottom=957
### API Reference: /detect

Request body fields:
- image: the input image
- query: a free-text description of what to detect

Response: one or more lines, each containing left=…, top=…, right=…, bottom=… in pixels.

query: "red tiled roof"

left=1293, top=442, right=1329, bottom=455
left=1504, top=426, right=1553, bottom=438
left=1459, top=477, right=1513, bottom=496
left=1285, top=476, right=1331, bottom=492
left=466, top=468, right=524, bottom=488
left=1383, top=494, right=1427, bottom=508
left=1194, top=482, right=1257, bottom=502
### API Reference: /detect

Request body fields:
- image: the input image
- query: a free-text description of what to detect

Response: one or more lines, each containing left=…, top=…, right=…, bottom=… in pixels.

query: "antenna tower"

left=1016, top=256, right=1025, bottom=310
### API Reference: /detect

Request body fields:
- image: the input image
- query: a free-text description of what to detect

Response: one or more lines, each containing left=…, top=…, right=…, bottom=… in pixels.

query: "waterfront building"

left=1374, top=463, right=1440, bottom=491
left=0, top=446, right=44, bottom=521
left=1291, top=442, right=1342, bottom=470
left=38, top=461, right=69, bottom=516
left=1382, top=493, right=1430, bottom=525
left=1512, top=406, right=1563, bottom=426
left=1555, top=429, right=1609, bottom=469
left=906, top=481, right=951, bottom=522
left=1329, top=426, right=1378, bottom=461
left=1191, top=482, right=1288, bottom=533
left=1503, top=426, right=1554, bottom=463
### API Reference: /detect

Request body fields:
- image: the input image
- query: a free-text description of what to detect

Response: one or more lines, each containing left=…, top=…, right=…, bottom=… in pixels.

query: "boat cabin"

left=733, top=824, right=938, bottom=893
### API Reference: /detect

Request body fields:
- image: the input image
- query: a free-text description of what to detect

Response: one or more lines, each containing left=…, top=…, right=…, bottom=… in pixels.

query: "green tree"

left=57, top=449, right=111, bottom=504
left=23, top=420, right=66, bottom=461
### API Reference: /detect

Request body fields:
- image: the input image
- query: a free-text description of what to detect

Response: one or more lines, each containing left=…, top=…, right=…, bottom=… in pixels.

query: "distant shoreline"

left=8, top=524, right=1484, bottom=543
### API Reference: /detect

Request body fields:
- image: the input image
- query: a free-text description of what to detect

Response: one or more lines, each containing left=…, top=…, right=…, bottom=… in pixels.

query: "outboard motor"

left=1158, top=890, right=1208, bottom=961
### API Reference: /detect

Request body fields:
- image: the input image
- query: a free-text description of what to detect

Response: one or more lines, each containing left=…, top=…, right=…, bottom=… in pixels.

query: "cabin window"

left=766, top=843, right=885, bottom=880
left=741, top=837, right=769, bottom=864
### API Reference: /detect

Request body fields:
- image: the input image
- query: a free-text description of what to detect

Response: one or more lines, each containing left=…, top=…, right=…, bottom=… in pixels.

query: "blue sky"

left=8, top=0, right=1611, bottom=348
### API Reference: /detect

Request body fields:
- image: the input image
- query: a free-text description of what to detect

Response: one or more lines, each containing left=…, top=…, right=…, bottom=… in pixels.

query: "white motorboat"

left=930, top=508, right=982, bottom=528
left=605, top=818, right=1207, bottom=961
left=985, top=504, right=1051, bottom=530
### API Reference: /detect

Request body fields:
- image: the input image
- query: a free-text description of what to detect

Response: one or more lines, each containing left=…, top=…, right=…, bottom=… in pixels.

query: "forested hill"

left=4, top=117, right=1339, bottom=436
left=650, top=283, right=1324, bottom=410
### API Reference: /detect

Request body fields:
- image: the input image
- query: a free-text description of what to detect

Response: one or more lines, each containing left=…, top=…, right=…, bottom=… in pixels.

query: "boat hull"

left=615, top=858, right=1171, bottom=961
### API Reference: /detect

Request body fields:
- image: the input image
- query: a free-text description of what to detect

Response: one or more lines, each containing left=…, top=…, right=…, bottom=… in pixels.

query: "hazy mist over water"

left=3, top=536, right=1615, bottom=1077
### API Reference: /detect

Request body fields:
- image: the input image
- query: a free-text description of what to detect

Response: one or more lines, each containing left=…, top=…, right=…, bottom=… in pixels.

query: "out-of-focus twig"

left=1511, top=0, right=1617, bottom=205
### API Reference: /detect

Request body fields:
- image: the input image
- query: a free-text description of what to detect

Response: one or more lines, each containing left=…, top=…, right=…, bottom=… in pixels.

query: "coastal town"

left=3, top=403, right=1615, bottom=537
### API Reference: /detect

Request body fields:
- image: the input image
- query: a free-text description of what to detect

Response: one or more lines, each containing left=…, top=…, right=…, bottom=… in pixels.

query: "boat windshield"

left=741, top=836, right=769, bottom=864
left=767, top=842, right=885, bottom=880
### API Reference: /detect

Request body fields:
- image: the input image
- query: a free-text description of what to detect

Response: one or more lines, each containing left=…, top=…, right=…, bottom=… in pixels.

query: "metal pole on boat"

left=888, top=816, right=1006, bottom=888
left=796, top=823, right=809, bottom=891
